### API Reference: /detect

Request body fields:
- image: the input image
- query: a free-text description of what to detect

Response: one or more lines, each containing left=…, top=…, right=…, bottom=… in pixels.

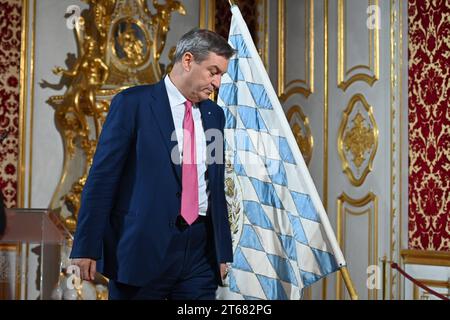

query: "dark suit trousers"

left=108, top=215, right=218, bottom=300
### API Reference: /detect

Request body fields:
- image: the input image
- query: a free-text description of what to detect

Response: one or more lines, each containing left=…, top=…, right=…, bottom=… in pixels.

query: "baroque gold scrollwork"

left=152, top=0, right=186, bottom=61
left=113, top=20, right=148, bottom=66
left=53, top=35, right=109, bottom=139
left=337, top=94, right=378, bottom=186
left=343, top=112, right=374, bottom=168
left=48, top=0, right=185, bottom=232
left=286, top=105, right=313, bottom=165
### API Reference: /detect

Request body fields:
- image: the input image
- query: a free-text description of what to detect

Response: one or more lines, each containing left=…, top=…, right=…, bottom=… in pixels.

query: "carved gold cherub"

left=116, top=22, right=145, bottom=65
left=53, top=36, right=109, bottom=115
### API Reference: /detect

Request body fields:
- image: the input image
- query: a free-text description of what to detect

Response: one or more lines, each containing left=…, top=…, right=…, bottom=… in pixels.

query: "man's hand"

left=71, top=258, right=96, bottom=281
left=220, top=263, right=229, bottom=280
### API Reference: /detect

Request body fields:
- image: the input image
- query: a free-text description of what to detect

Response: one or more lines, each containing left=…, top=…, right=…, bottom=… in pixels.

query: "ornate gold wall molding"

left=255, top=0, right=269, bottom=70
left=286, top=105, right=313, bottom=165
left=278, top=0, right=315, bottom=175
left=413, top=279, right=450, bottom=300
left=48, top=0, right=185, bottom=232
left=390, top=0, right=403, bottom=300
left=278, top=0, right=284, bottom=96
left=18, top=0, right=36, bottom=208
left=337, top=94, right=378, bottom=186
left=337, top=0, right=379, bottom=91
left=401, top=249, right=450, bottom=267
left=18, top=0, right=30, bottom=208
left=323, top=0, right=329, bottom=209
left=336, top=192, right=378, bottom=300
left=322, top=0, right=329, bottom=300
left=199, top=0, right=215, bottom=31
left=401, top=250, right=450, bottom=300
left=278, top=0, right=314, bottom=99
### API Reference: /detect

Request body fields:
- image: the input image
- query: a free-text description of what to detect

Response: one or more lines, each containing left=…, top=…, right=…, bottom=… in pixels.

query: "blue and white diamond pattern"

left=217, top=6, right=342, bottom=300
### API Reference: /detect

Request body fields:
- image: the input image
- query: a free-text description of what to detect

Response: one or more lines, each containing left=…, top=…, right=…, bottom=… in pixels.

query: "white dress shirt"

left=164, top=75, right=208, bottom=216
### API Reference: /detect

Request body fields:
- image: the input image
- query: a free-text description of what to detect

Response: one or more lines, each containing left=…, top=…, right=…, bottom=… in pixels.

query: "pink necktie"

left=180, top=100, right=199, bottom=225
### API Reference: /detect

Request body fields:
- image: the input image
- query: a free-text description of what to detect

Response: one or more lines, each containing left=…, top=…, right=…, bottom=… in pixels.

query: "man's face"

left=183, top=52, right=229, bottom=103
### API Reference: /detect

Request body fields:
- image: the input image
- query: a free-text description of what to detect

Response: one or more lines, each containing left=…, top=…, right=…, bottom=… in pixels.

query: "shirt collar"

left=164, top=74, right=187, bottom=108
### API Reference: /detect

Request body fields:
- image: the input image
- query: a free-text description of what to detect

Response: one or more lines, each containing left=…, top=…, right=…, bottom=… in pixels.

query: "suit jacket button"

left=176, top=192, right=181, bottom=198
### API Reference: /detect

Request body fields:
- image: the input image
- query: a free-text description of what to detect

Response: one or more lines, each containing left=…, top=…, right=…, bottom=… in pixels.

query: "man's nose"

left=212, top=75, right=221, bottom=89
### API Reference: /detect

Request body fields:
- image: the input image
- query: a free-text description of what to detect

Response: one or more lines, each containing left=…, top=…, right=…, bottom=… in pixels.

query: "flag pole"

left=340, top=267, right=358, bottom=300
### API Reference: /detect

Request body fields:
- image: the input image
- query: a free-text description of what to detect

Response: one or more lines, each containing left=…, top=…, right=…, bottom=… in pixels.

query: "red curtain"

left=214, top=0, right=258, bottom=43
left=0, top=0, right=21, bottom=208
left=409, top=0, right=450, bottom=251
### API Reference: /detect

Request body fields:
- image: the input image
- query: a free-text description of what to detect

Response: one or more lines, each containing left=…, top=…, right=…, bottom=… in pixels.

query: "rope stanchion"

left=390, top=263, right=449, bottom=300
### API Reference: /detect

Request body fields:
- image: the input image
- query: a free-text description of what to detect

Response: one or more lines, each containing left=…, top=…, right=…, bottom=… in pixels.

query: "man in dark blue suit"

left=70, top=29, right=235, bottom=300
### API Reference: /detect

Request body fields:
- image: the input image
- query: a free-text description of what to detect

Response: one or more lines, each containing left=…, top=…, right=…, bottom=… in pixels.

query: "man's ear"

left=181, top=52, right=194, bottom=72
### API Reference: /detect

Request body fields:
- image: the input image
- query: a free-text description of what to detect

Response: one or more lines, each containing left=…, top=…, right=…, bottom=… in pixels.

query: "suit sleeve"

left=70, top=92, right=135, bottom=259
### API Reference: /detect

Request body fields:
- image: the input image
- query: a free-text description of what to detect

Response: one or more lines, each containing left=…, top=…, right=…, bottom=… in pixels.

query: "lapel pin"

left=208, top=111, right=211, bottom=115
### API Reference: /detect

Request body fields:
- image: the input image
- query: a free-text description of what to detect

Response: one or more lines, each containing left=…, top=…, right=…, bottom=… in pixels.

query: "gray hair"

left=173, top=28, right=235, bottom=63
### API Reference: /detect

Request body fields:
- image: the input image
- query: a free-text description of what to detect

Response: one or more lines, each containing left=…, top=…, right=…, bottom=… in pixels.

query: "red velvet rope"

left=390, top=263, right=449, bottom=300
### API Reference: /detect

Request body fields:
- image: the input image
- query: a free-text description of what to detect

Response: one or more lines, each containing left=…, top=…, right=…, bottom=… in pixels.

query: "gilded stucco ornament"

left=47, top=0, right=185, bottom=232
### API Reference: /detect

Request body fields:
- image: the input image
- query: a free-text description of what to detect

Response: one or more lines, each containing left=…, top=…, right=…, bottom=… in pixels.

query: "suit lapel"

left=199, top=100, right=215, bottom=134
left=199, top=101, right=217, bottom=176
left=148, top=80, right=182, bottom=184
left=148, top=83, right=219, bottom=186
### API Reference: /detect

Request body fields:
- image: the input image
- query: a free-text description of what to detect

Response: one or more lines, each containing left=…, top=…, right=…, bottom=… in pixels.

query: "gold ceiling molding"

left=336, top=192, right=378, bottom=300
left=278, top=0, right=314, bottom=99
left=401, top=249, right=450, bottom=267
left=286, top=105, right=313, bottom=165
left=337, top=0, right=379, bottom=91
left=337, top=94, right=378, bottom=186
left=47, top=0, right=185, bottom=232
